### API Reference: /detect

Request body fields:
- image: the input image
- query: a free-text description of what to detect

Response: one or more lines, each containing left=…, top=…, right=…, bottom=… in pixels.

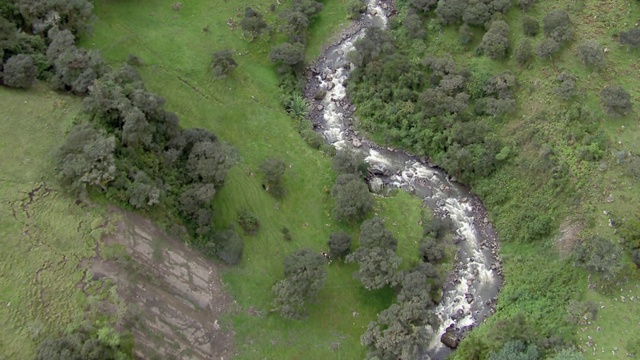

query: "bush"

left=619, top=28, right=640, bottom=50
left=237, top=208, right=260, bottom=235
left=328, top=232, right=352, bottom=259
left=211, top=49, right=237, bottom=78
left=403, top=13, right=426, bottom=39
left=600, top=84, right=631, bottom=117
left=576, top=40, right=605, bottom=69
left=554, top=71, right=577, bottom=101
left=2, top=54, right=37, bottom=88
left=543, top=10, right=573, bottom=43
left=515, top=39, right=533, bottom=65
left=346, top=0, right=366, bottom=20
left=215, top=229, right=244, bottom=265
left=632, top=249, right=640, bottom=268
left=574, top=235, right=622, bottom=278
left=332, top=174, right=374, bottom=222
left=522, top=16, right=539, bottom=37
left=536, top=38, right=560, bottom=59
left=480, top=20, right=510, bottom=60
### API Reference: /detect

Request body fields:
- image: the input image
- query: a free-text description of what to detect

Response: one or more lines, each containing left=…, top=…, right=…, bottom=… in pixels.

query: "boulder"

left=353, top=138, right=362, bottom=148
left=369, top=177, right=384, bottom=194
left=441, top=332, right=458, bottom=348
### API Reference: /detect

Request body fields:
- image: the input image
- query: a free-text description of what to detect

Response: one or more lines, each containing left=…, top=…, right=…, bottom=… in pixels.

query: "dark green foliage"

left=522, top=16, right=539, bottom=37
left=360, top=301, right=433, bottom=359
left=179, top=183, right=216, bottom=235
left=187, top=140, right=235, bottom=186
left=346, top=0, right=366, bottom=19
left=278, top=10, right=309, bottom=43
left=565, top=300, right=599, bottom=325
left=331, top=174, right=374, bottom=222
left=477, top=71, right=517, bottom=117
left=403, top=13, right=426, bottom=40
left=215, top=228, right=244, bottom=265
left=122, top=107, right=152, bottom=147
left=435, top=0, right=466, bottom=25
left=536, top=38, right=560, bottom=59
left=211, top=49, right=237, bottom=78
left=554, top=71, right=577, bottom=101
left=260, top=157, right=286, bottom=198
left=346, top=217, right=400, bottom=290
left=328, top=232, right=352, bottom=259
left=0, top=15, right=17, bottom=59
left=518, top=0, right=537, bottom=12
left=515, top=39, right=533, bottom=65
left=50, top=46, right=107, bottom=94
left=463, top=0, right=492, bottom=27
left=269, top=42, right=305, bottom=66
left=56, top=123, right=116, bottom=194
left=619, top=28, right=640, bottom=50
left=459, top=24, right=474, bottom=47
left=576, top=40, right=605, bottom=69
left=2, top=53, right=37, bottom=88
left=480, top=20, right=510, bottom=60
left=548, top=349, right=585, bottom=360
left=348, top=26, right=395, bottom=68
left=411, top=0, right=437, bottom=13
left=486, top=313, right=537, bottom=348
left=46, top=27, right=75, bottom=63
left=281, top=226, right=292, bottom=240
left=272, top=248, right=327, bottom=319
left=419, top=237, right=445, bottom=263
left=126, top=171, right=162, bottom=209
left=600, top=84, right=632, bottom=117
left=574, top=235, right=622, bottom=278
left=237, top=208, right=259, bottom=235
left=18, top=0, right=95, bottom=35
left=36, top=335, right=83, bottom=360
left=633, top=249, right=640, bottom=268
left=542, top=10, right=573, bottom=43
left=489, top=340, right=539, bottom=360
left=332, top=149, right=368, bottom=177
left=239, top=7, right=267, bottom=41
left=35, top=326, right=130, bottom=360
left=291, top=0, right=323, bottom=19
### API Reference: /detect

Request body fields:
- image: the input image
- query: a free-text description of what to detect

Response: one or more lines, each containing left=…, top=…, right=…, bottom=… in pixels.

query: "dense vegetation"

left=345, top=0, right=640, bottom=358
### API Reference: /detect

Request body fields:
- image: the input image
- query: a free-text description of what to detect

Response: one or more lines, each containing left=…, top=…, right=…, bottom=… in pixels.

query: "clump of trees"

left=272, top=248, right=327, bottom=319
left=260, top=157, right=286, bottom=198
left=211, top=49, right=237, bottom=78
left=600, top=84, right=632, bottom=117
left=346, top=217, right=400, bottom=290
left=332, top=174, right=375, bottom=222
left=435, top=0, right=512, bottom=28
left=576, top=40, right=605, bottom=70
left=480, top=20, right=510, bottom=60
left=574, top=235, right=622, bottom=279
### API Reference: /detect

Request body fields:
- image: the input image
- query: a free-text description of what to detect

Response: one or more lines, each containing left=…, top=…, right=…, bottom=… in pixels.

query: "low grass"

left=0, top=86, right=110, bottom=358
left=85, top=0, right=426, bottom=358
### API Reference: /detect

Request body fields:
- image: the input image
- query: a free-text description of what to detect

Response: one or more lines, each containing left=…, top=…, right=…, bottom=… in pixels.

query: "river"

left=304, top=1, right=503, bottom=358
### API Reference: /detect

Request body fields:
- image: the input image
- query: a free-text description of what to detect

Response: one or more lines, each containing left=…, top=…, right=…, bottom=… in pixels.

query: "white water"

left=308, top=1, right=501, bottom=358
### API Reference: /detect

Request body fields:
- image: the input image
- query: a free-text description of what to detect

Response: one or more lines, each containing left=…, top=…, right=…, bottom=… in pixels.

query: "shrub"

left=522, top=16, right=539, bottom=37
left=554, top=71, right=577, bottom=101
left=515, top=39, right=533, bottom=65
left=542, top=10, right=573, bottom=43
left=2, top=54, right=37, bottom=88
left=332, top=174, right=374, bottom=222
left=215, top=229, right=244, bottom=265
left=600, top=84, right=632, bottom=117
left=536, top=38, right=560, bottom=59
left=403, top=13, right=426, bottom=39
left=211, top=49, right=237, bottom=78
left=237, top=209, right=260, bottom=235
left=619, top=28, right=640, bottom=50
left=328, top=232, right=352, bottom=259
left=480, top=20, right=510, bottom=60
left=576, top=40, right=605, bottom=69
left=574, top=235, right=622, bottom=278
left=346, top=0, right=366, bottom=19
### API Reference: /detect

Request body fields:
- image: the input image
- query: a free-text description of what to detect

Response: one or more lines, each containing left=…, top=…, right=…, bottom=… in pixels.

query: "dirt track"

left=91, top=207, right=235, bottom=359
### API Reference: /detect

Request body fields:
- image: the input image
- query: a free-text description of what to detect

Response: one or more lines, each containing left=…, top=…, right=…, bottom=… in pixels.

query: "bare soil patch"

left=90, top=206, right=236, bottom=359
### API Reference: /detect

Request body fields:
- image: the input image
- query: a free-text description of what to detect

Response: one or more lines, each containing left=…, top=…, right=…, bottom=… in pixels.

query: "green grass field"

left=83, top=0, right=430, bottom=358
left=0, top=86, right=112, bottom=358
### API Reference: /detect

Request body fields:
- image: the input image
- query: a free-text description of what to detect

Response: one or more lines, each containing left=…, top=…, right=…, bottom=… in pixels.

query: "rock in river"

left=441, top=332, right=458, bottom=349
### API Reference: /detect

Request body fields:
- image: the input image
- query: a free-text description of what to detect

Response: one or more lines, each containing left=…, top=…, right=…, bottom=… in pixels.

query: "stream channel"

left=304, top=1, right=503, bottom=358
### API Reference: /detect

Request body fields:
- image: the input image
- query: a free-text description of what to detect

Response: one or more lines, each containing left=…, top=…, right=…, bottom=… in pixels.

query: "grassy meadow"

left=0, top=86, right=116, bottom=358
left=84, top=0, right=429, bottom=358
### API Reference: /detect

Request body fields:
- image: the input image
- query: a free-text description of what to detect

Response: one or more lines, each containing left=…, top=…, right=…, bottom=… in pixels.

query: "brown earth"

left=88, top=206, right=236, bottom=359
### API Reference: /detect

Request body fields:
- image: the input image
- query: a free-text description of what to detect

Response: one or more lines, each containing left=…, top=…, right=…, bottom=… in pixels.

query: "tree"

left=515, top=39, right=533, bottom=65
left=435, top=0, right=466, bottom=25
left=490, top=340, right=539, bottom=360
left=403, top=13, right=426, bottom=40
left=292, top=0, right=323, bottom=19
left=187, top=140, right=235, bottom=186
left=260, top=157, right=286, bottom=198
left=619, top=28, right=640, bottom=51
left=463, top=0, right=491, bottom=27
left=542, top=10, right=573, bottom=43
left=411, top=0, right=437, bottom=13
left=122, top=107, right=152, bottom=147
left=419, top=237, right=445, bottom=264
left=50, top=46, right=107, bottom=94
left=574, top=235, right=622, bottom=278
left=332, top=149, right=368, bottom=176
left=57, top=123, right=116, bottom=194
left=215, top=228, right=244, bottom=265
left=269, top=42, right=305, bottom=66
left=518, top=0, right=537, bottom=12
left=576, top=40, right=605, bottom=69
left=480, top=20, right=510, bottom=60
left=536, top=38, right=560, bottom=59
left=346, top=0, right=366, bottom=19
left=18, top=0, right=95, bottom=35
left=179, top=183, right=216, bottom=235
left=348, top=26, right=396, bottom=68
left=237, top=208, right=259, bottom=235
left=328, top=232, right=352, bottom=259
left=346, top=217, right=400, bottom=290
left=2, top=54, right=37, bottom=88
left=361, top=301, right=434, bottom=359
left=239, top=7, right=267, bottom=41
left=211, top=49, right=237, bottom=78
left=522, top=15, right=539, bottom=37
left=278, top=10, right=309, bottom=43
left=36, top=335, right=83, bottom=360
left=126, top=171, right=162, bottom=209
left=272, top=248, right=327, bottom=319
left=554, top=71, right=577, bottom=101
left=0, top=15, right=17, bottom=59
left=332, top=174, right=374, bottom=222
left=600, top=84, right=632, bottom=117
